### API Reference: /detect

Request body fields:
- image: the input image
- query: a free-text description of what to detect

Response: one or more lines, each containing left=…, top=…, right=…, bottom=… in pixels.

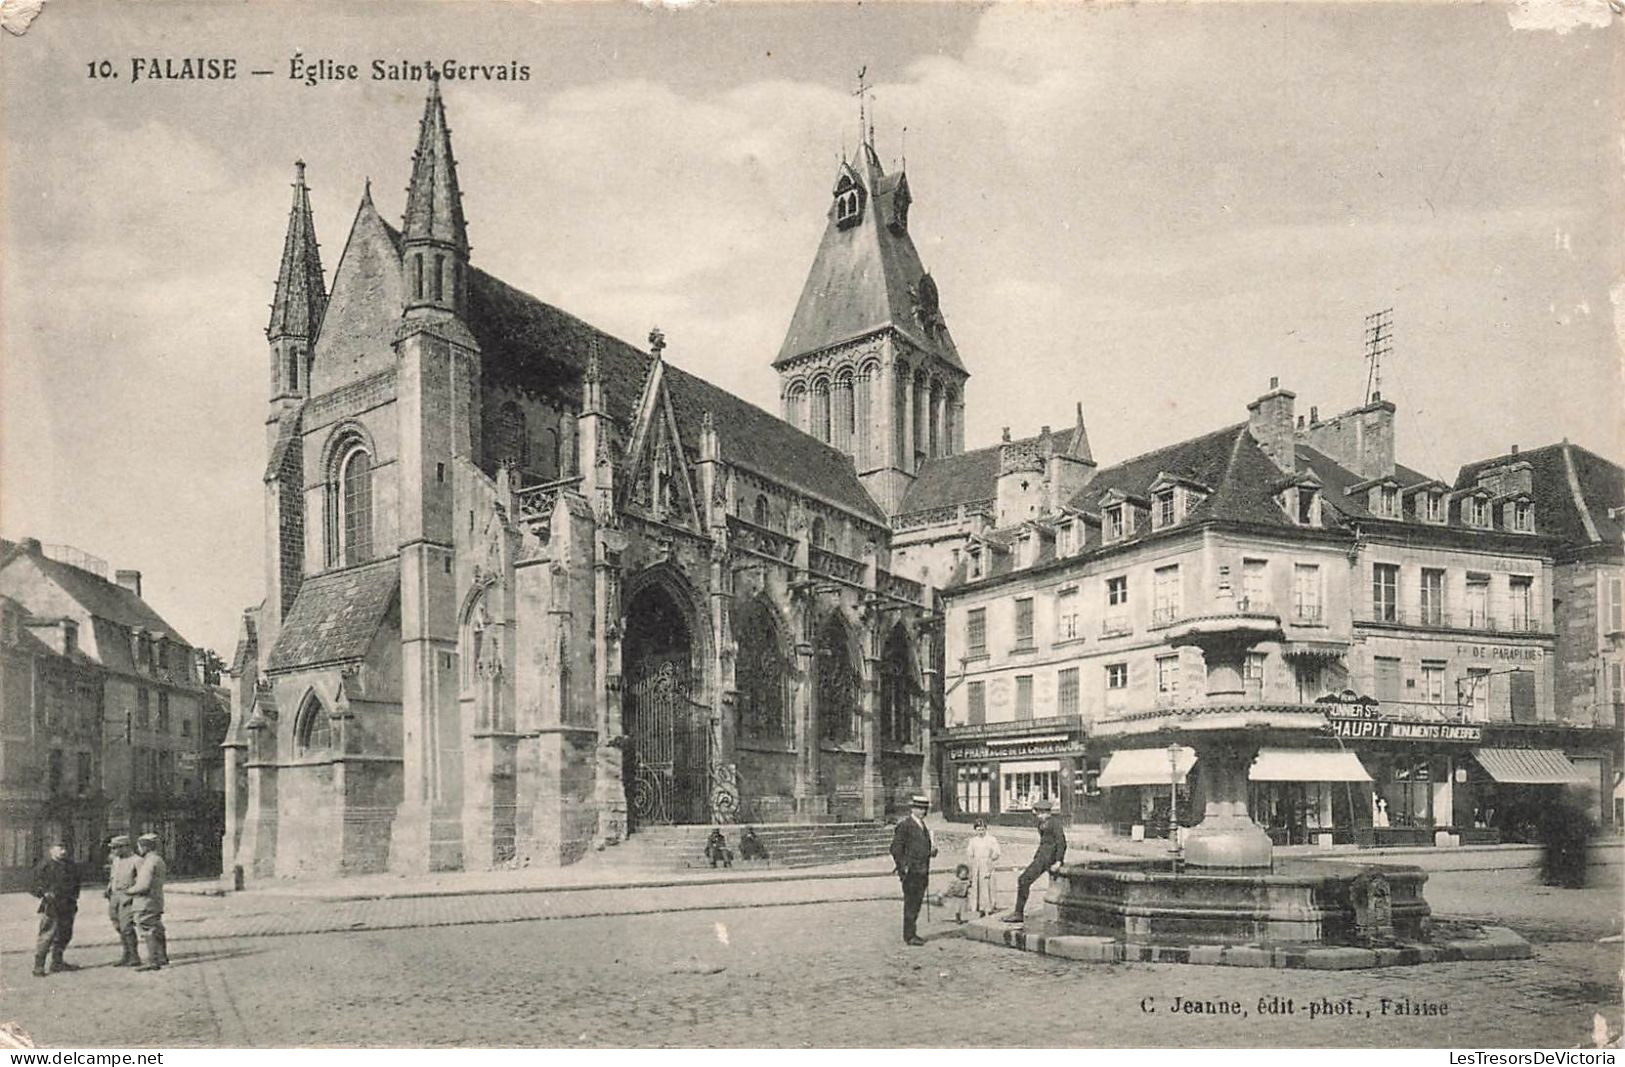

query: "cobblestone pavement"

left=0, top=869, right=1619, bottom=1049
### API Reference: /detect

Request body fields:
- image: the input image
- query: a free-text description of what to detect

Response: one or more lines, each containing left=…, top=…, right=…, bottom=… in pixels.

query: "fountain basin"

left=1050, top=858, right=1430, bottom=946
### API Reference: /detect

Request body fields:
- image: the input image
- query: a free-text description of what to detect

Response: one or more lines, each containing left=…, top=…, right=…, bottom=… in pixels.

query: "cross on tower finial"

left=648, top=326, right=666, bottom=357
left=853, top=66, right=875, bottom=149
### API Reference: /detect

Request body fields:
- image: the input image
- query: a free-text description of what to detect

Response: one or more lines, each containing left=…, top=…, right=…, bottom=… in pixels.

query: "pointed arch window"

left=752, top=495, right=771, bottom=527
left=327, top=431, right=374, bottom=567
left=810, top=516, right=827, bottom=550
left=893, top=365, right=910, bottom=464
left=412, top=254, right=424, bottom=301
left=491, top=401, right=528, bottom=470
left=816, top=614, right=861, bottom=743
left=734, top=597, right=788, bottom=742
left=294, top=694, right=332, bottom=756
left=433, top=254, right=445, bottom=301
left=880, top=625, right=916, bottom=746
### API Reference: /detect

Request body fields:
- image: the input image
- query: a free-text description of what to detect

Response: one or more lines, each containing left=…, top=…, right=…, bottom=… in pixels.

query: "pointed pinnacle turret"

left=1067, top=401, right=1095, bottom=464
left=402, top=78, right=469, bottom=255
left=267, top=159, right=327, bottom=340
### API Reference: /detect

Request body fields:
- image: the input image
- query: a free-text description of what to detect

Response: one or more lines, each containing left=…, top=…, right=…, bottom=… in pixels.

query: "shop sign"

left=1327, top=716, right=1482, bottom=743
left=950, top=739, right=1078, bottom=761
left=1453, top=644, right=1543, bottom=663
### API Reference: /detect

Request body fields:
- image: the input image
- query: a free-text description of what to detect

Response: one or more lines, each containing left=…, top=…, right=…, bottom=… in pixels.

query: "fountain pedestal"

left=1180, top=742, right=1274, bottom=868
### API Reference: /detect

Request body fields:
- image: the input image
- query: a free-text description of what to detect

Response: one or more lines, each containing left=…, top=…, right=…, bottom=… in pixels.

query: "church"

left=224, top=81, right=971, bottom=878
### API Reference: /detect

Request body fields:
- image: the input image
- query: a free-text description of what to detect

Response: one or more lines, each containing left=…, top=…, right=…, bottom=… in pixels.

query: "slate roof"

left=266, top=559, right=399, bottom=673
left=309, top=188, right=408, bottom=392
left=1456, top=442, right=1623, bottom=554
left=775, top=145, right=964, bottom=372
left=267, top=162, right=327, bottom=340
left=8, top=549, right=183, bottom=637
left=386, top=225, right=888, bottom=524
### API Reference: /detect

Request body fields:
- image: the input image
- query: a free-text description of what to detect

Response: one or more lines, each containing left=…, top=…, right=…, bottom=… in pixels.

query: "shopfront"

left=942, top=716, right=1088, bottom=826
left=1246, top=748, right=1371, bottom=846
left=1095, top=745, right=1197, bottom=839
left=1326, top=705, right=1485, bottom=846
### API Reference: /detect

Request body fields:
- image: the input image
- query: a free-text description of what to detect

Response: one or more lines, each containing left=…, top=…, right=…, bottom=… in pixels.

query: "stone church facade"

left=225, top=83, right=967, bottom=879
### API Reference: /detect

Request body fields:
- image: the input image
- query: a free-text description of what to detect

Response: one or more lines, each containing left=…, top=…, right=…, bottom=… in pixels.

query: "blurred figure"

left=965, top=818, right=1001, bottom=916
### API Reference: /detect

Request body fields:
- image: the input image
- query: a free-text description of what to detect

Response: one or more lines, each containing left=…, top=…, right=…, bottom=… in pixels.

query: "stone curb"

left=960, top=915, right=1535, bottom=969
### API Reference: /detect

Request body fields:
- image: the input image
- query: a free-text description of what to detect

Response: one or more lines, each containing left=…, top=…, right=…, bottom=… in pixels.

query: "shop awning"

left=1097, top=746, right=1196, bottom=789
left=1471, top=748, right=1588, bottom=785
left=1250, top=748, right=1371, bottom=782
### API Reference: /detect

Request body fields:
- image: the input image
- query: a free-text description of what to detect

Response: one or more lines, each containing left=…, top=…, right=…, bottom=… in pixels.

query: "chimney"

left=1247, top=377, right=1297, bottom=474
left=1296, top=396, right=1396, bottom=480
left=20, top=537, right=41, bottom=555
left=1510, top=444, right=1519, bottom=456
left=115, top=569, right=143, bottom=599
left=1310, top=406, right=1319, bottom=424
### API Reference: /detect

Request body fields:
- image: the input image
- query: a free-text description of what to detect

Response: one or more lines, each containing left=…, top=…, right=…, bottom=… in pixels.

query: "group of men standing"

left=31, top=832, right=169, bottom=976
left=890, top=793, right=1068, bottom=945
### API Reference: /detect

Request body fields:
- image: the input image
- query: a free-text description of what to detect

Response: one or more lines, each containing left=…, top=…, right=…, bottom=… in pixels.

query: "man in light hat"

left=1003, top=796, right=1067, bottom=925
left=129, top=832, right=168, bottom=971
left=30, top=841, right=80, bottom=976
left=104, top=835, right=142, bottom=966
left=889, top=794, right=937, bottom=946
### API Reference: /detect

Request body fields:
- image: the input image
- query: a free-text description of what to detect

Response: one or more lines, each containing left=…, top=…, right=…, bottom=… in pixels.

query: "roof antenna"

left=1363, top=308, right=1393, bottom=405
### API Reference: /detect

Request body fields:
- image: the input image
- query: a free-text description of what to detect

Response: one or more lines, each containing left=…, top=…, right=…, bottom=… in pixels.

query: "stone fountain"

left=963, top=604, right=1533, bottom=968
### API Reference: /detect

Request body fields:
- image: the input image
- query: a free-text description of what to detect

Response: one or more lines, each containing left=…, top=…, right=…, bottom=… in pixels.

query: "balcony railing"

left=1151, top=606, right=1180, bottom=627
left=727, top=514, right=798, bottom=564
left=514, top=475, right=583, bottom=522
left=1101, top=616, right=1131, bottom=638
left=878, top=570, right=925, bottom=605
left=1291, top=604, right=1324, bottom=624
left=1361, top=605, right=1545, bottom=634
left=809, top=546, right=864, bottom=586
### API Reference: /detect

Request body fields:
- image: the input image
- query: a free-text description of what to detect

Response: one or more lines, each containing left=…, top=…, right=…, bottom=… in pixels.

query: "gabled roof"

left=775, top=144, right=963, bottom=373
left=267, top=161, right=327, bottom=340
left=1, top=547, right=183, bottom=638
left=1456, top=442, right=1623, bottom=552
left=310, top=187, right=408, bottom=392
left=266, top=559, right=398, bottom=673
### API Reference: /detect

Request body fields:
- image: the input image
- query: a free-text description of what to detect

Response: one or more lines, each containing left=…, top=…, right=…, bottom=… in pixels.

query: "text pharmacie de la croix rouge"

left=101, top=55, right=532, bottom=85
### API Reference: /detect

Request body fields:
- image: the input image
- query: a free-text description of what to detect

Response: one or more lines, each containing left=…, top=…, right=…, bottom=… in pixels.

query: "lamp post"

left=1168, top=742, right=1182, bottom=866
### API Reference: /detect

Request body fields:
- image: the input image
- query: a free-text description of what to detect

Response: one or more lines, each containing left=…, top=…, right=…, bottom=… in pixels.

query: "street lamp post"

left=1168, top=742, right=1182, bottom=869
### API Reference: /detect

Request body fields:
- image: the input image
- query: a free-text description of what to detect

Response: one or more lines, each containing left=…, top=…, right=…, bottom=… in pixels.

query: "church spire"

left=267, top=160, right=325, bottom=404
left=268, top=159, right=326, bottom=344
left=401, top=77, right=469, bottom=317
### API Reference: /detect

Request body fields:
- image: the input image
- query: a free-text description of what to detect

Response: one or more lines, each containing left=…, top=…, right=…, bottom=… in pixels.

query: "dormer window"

left=1155, top=488, right=1176, bottom=529
left=1465, top=495, right=1489, bottom=528
left=1296, top=487, right=1319, bottom=526
left=1379, top=485, right=1399, bottom=517
left=1106, top=505, right=1125, bottom=542
left=1424, top=491, right=1444, bottom=523
left=834, top=179, right=865, bottom=229
left=1508, top=500, right=1535, bottom=533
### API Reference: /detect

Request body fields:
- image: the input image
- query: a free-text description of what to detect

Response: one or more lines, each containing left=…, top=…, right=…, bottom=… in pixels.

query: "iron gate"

left=624, top=658, right=712, bottom=827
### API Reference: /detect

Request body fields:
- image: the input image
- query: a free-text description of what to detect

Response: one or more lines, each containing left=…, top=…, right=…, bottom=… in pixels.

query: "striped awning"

left=1471, top=748, right=1588, bottom=785
left=1097, top=746, right=1196, bottom=788
left=1250, top=748, right=1372, bottom=783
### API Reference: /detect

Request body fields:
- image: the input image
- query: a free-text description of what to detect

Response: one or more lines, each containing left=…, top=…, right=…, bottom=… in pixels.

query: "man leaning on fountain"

left=1003, top=798, right=1067, bottom=924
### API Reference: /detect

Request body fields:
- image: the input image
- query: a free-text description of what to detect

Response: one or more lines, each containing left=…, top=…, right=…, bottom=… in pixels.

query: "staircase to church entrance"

left=577, top=822, right=898, bottom=875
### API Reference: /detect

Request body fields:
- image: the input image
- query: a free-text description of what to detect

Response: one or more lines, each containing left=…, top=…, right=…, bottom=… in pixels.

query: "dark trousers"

left=1012, top=862, right=1047, bottom=917
left=900, top=871, right=929, bottom=941
left=34, top=903, right=76, bottom=969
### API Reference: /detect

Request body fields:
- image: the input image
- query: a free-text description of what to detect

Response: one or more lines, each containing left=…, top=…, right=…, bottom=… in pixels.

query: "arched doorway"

left=879, top=624, right=917, bottom=747
left=622, top=580, right=710, bottom=828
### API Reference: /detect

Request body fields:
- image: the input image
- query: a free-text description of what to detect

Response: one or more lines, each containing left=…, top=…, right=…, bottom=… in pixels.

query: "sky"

left=2, top=0, right=1621, bottom=657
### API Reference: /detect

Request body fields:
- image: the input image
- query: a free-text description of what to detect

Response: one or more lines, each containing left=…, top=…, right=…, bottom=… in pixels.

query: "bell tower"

left=773, top=84, right=968, bottom=516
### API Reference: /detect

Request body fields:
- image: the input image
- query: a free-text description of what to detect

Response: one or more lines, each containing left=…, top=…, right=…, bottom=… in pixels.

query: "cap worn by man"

left=109, top=835, right=131, bottom=848
left=1031, top=798, right=1053, bottom=813
left=137, top=833, right=159, bottom=844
